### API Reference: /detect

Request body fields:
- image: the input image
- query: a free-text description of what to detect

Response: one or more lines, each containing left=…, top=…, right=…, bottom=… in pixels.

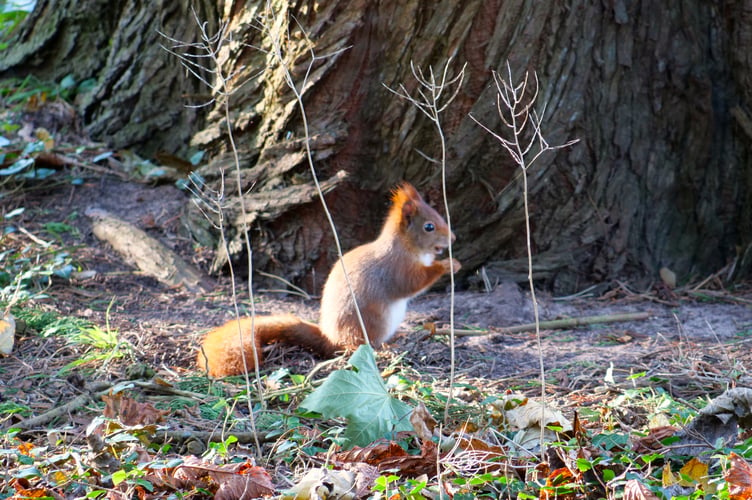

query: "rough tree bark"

left=3, top=1, right=751, bottom=294
left=0, top=0, right=220, bottom=156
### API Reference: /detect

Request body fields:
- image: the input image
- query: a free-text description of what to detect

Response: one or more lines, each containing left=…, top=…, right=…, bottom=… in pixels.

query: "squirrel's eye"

left=423, top=222, right=435, bottom=232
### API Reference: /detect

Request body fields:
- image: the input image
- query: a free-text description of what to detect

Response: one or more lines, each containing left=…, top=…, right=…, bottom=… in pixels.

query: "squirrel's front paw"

left=441, top=258, right=461, bottom=273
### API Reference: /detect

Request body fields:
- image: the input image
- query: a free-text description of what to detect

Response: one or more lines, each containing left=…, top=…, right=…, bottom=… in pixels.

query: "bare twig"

left=470, top=61, right=579, bottom=452
left=260, top=1, right=368, bottom=345
left=384, top=59, right=465, bottom=426
left=431, top=311, right=650, bottom=336
left=161, top=9, right=265, bottom=456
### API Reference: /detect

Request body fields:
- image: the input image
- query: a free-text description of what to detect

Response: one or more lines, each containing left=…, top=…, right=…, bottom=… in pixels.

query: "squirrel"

left=197, top=182, right=461, bottom=377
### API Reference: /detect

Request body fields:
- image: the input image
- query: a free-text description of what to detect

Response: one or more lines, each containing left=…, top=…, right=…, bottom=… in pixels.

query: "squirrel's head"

left=390, top=182, right=455, bottom=256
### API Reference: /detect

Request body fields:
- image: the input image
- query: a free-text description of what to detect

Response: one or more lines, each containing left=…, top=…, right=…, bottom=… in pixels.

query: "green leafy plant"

left=59, top=308, right=131, bottom=373
left=372, top=474, right=402, bottom=498
left=0, top=0, right=32, bottom=50
left=205, top=435, right=238, bottom=460
left=300, top=345, right=413, bottom=448
left=0, top=244, right=76, bottom=304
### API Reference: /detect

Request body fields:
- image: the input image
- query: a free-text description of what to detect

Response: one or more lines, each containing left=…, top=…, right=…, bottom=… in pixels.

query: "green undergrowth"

left=3, top=351, right=750, bottom=499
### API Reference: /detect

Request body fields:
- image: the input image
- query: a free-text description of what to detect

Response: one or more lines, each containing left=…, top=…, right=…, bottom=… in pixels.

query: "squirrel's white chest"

left=419, top=252, right=435, bottom=266
left=383, top=298, right=408, bottom=343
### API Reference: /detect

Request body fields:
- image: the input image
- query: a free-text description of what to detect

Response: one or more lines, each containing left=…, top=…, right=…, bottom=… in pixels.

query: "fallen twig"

left=430, top=312, right=651, bottom=337
left=14, top=381, right=113, bottom=432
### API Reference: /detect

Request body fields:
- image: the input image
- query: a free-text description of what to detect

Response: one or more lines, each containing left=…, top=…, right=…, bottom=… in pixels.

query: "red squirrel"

left=197, top=182, right=460, bottom=377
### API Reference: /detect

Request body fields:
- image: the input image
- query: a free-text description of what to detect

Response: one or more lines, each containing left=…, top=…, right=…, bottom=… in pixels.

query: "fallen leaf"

left=0, top=314, right=15, bottom=355
left=623, top=479, right=660, bottom=500
left=632, top=425, right=678, bottom=453
left=662, top=461, right=677, bottom=487
left=35, top=127, right=54, bottom=150
left=678, top=457, right=709, bottom=488
left=500, top=396, right=571, bottom=451
left=410, top=401, right=437, bottom=441
left=102, top=392, right=169, bottom=426
left=333, top=441, right=408, bottom=466
left=8, top=478, right=64, bottom=500
left=540, top=466, right=580, bottom=500
left=282, top=468, right=356, bottom=500
left=725, top=452, right=752, bottom=500
left=16, top=441, right=33, bottom=456
left=173, top=457, right=274, bottom=499
left=659, top=267, right=676, bottom=288
left=300, top=345, right=413, bottom=447
left=216, top=462, right=275, bottom=500
left=377, top=439, right=439, bottom=476
left=504, top=398, right=572, bottom=432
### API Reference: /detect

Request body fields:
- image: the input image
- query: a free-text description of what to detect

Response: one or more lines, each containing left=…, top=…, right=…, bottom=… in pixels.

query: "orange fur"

left=197, top=315, right=336, bottom=378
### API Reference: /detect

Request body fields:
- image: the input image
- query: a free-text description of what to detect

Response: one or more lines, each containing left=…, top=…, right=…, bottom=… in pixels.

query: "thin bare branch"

left=384, top=58, right=464, bottom=424
left=471, top=62, right=580, bottom=454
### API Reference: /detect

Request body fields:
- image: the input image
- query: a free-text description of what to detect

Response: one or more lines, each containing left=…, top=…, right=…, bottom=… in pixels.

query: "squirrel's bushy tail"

left=197, top=315, right=338, bottom=378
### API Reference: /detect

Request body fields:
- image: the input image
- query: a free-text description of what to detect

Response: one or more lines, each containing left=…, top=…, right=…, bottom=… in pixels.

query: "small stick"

left=429, top=311, right=651, bottom=337
left=15, top=381, right=113, bottom=431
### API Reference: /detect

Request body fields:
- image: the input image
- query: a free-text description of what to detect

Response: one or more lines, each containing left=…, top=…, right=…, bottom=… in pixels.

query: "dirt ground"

left=4, top=176, right=752, bottom=404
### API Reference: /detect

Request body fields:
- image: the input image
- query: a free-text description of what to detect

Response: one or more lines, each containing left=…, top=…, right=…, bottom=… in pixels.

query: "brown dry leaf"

left=102, top=392, right=169, bottom=426
left=173, top=457, right=274, bottom=499
left=632, top=425, right=678, bottom=453
left=8, top=479, right=64, bottom=500
left=7, top=488, right=61, bottom=500
left=623, top=479, right=660, bottom=500
left=342, top=462, right=381, bottom=498
left=215, top=462, right=275, bottom=500
left=422, top=322, right=437, bottom=335
left=725, top=452, right=752, bottom=500
left=172, top=456, right=209, bottom=488
left=378, top=439, right=440, bottom=476
left=410, top=401, right=437, bottom=442
left=333, top=441, right=408, bottom=466
left=572, top=411, right=585, bottom=435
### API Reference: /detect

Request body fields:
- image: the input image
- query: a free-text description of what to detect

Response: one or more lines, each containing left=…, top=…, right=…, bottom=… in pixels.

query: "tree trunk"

left=4, top=1, right=751, bottom=293
left=0, top=0, right=220, bottom=156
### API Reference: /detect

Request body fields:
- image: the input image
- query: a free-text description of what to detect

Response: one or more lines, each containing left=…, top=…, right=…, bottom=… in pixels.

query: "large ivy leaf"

left=300, top=345, right=413, bottom=448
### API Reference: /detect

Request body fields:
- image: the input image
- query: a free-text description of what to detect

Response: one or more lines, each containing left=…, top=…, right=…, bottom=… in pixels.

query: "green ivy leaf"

left=300, top=345, right=413, bottom=448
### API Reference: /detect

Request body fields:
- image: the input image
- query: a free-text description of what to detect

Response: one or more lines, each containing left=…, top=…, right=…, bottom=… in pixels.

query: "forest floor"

left=8, top=175, right=751, bottom=391
left=2, top=174, right=752, bottom=498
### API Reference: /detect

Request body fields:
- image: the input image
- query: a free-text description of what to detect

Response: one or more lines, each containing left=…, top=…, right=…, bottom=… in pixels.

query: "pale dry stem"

left=161, top=8, right=265, bottom=454
left=470, top=61, right=579, bottom=452
left=384, top=60, right=465, bottom=425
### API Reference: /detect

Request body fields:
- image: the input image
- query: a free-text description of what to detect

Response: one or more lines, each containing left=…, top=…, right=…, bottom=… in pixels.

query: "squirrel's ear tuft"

left=391, top=182, right=421, bottom=206
left=391, top=182, right=421, bottom=222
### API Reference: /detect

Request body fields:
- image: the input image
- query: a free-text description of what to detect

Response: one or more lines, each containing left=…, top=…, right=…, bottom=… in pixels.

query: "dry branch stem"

left=437, top=311, right=650, bottom=336
left=14, top=381, right=112, bottom=432
left=157, top=430, right=274, bottom=445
